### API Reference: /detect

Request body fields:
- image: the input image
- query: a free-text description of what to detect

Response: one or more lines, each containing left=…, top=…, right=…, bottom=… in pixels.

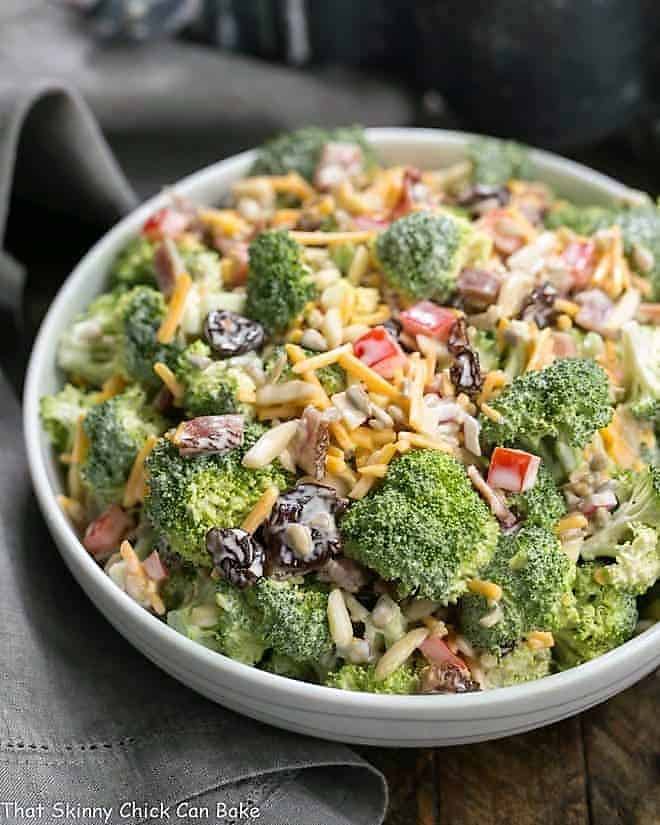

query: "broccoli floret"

left=264, top=345, right=346, bottom=397
left=248, top=579, right=332, bottom=664
left=481, top=641, right=553, bottom=689
left=325, top=663, right=420, bottom=694
left=176, top=341, right=256, bottom=418
left=544, top=202, right=614, bottom=237
left=82, top=387, right=166, bottom=502
left=480, top=358, right=613, bottom=474
left=583, top=523, right=660, bottom=597
left=144, top=424, right=293, bottom=568
left=468, top=137, right=533, bottom=187
left=506, top=463, right=567, bottom=530
left=340, top=449, right=499, bottom=603
left=215, top=580, right=268, bottom=665
left=116, top=286, right=182, bottom=390
left=260, top=653, right=312, bottom=680
left=245, top=230, right=315, bottom=335
left=109, top=235, right=224, bottom=292
left=460, top=526, right=577, bottom=653
left=546, top=202, right=660, bottom=300
left=39, top=384, right=95, bottom=452
left=57, top=291, right=122, bottom=386
left=167, top=572, right=265, bottom=661
left=469, top=329, right=501, bottom=373
left=250, top=126, right=377, bottom=182
left=109, top=237, right=157, bottom=290
left=375, top=210, right=487, bottom=303
left=581, top=466, right=660, bottom=558
left=620, top=322, right=660, bottom=424
left=554, top=563, right=637, bottom=668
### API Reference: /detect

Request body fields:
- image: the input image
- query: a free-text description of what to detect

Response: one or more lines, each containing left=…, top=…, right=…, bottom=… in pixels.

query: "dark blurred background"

left=4, top=0, right=660, bottom=385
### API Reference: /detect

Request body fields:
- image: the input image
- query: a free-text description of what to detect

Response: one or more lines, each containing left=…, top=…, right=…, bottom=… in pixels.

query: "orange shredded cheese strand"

left=290, top=230, right=377, bottom=246
left=157, top=272, right=192, bottom=343
left=96, top=373, right=127, bottom=403
left=348, top=475, right=376, bottom=500
left=325, top=455, right=347, bottom=475
left=241, top=486, right=280, bottom=533
left=467, top=579, right=503, bottom=602
left=291, top=344, right=352, bottom=374
left=357, top=463, right=388, bottom=478
left=556, top=513, right=588, bottom=534
left=123, top=434, right=158, bottom=509
left=337, top=352, right=401, bottom=400
left=397, top=432, right=453, bottom=453
left=526, top=631, right=555, bottom=650
left=198, top=208, right=249, bottom=238
left=153, top=362, right=184, bottom=401
left=257, top=404, right=301, bottom=421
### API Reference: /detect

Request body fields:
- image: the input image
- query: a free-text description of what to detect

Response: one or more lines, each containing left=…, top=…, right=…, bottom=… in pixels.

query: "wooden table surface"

left=360, top=670, right=659, bottom=825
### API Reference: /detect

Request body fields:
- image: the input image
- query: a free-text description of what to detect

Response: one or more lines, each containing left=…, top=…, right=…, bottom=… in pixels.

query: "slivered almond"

left=242, top=420, right=299, bottom=469
left=374, top=628, right=429, bottom=681
left=255, top=381, right=322, bottom=407
left=328, top=589, right=353, bottom=648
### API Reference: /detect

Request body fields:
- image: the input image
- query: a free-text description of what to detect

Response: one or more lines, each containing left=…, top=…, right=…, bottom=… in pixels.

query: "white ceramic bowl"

left=24, top=129, right=660, bottom=747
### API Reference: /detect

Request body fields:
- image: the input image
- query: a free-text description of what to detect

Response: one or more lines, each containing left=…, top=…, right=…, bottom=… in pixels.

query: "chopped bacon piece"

left=477, top=208, right=526, bottom=255
left=83, top=505, right=134, bottom=561
left=400, top=301, right=457, bottom=340
left=637, top=303, right=660, bottom=325
left=420, top=636, right=468, bottom=671
left=153, top=238, right=185, bottom=297
left=353, top=215, right=391, bottom=231
left=291, top=406, right=329, bottom=480
left=390, top=167, right=423, bottom=220
left=574, top=289, right=614, bottom=334
left=141, top=207, right=189, bottom=241
left=215, top=238, right=249, bottom=285
left=457, top=268, right=502, bottom=310
left=353, top=326, right=407, bottom=378
left=551, top=331, right=577, bottom=359
left=173, top=415, right=244, bottom=457
left=314, top=142, right=365, bottom=191
left=142, top=550, right=169, bottom=582
left=562, top=240, right=597, bottom=290
left=487, top=447, right=540, bottom=493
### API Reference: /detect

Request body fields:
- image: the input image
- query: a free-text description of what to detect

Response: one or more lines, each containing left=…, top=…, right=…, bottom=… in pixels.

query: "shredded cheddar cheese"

left=156, top=272, right=192, bottom=343
left=153, top=362, right=184, bottom=402
left=123, top=434, right=158, bottom=509
left=241, top=486, right=280, bottom=533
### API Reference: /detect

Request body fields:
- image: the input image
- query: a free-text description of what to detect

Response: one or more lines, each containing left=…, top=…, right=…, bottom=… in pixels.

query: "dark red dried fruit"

left=173, top=414, right=244, bottom=457
left=457, top=184, right=510, bottom=216
left=448, top=317, right=483, bottom=397
left=207, top=527, right=264, bottom=588
left=262, top=483, right=348, bottom=575
left=204, top=310, right=265, bottom=357
left=419, top=663, right=481, bottom=694
left=519, top=282, right=558, bottom=329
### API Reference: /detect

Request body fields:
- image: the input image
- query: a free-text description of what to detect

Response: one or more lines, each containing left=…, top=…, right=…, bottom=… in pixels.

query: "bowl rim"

left=23, top=127, right=660, bottom=718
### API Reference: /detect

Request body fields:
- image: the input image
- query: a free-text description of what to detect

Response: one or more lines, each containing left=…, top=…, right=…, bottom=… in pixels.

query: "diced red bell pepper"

left=83, top=504, right=134, bottom=561
left=487, top=446, right=540, bottom=493
left=420, top=636, right=469, bottom=671
left=562, top=240, right=597, bottom=289
left=400, top=301, right=457, bottom=340
left=141, top=207, right=189, bottom=241
left=353, top=327, right=407, bottom=378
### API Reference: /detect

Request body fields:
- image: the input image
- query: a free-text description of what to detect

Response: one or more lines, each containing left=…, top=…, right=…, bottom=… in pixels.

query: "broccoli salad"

left=41, top=128, right=660, bottom=695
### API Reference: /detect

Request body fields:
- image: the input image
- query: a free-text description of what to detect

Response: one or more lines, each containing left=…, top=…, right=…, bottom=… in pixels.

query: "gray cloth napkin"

left=0, top=12, right=393, bottom=824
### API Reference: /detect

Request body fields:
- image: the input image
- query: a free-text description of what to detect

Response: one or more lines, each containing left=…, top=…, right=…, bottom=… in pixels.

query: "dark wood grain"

left=582, top=671, right=660, bottom=824
left=375, top=672, right=659, bottom=825
left=435, top=717, right=589, bottom=825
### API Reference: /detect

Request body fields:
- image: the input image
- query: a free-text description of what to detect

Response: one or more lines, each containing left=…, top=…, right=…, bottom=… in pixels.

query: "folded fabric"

left=0, top=19, right=389, bottom=823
